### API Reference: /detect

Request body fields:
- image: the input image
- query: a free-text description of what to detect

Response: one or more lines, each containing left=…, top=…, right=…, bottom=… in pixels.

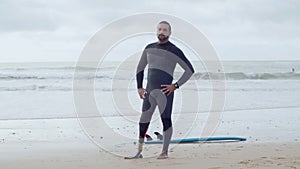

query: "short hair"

left=159, top=21, right=171, bottom=31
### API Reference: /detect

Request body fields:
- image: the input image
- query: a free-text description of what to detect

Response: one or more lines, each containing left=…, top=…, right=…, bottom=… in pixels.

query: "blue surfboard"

left=144, top=137, right=246, bottom=144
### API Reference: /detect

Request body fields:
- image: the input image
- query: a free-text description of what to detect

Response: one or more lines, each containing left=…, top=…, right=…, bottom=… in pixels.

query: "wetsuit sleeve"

left=136, top=49, right=148, bottom=89
left=175, top=49, right=195, bottom=87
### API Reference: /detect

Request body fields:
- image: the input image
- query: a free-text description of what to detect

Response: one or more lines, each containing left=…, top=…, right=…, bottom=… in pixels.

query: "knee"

left=139, top=112, right=152, bottom=124
left=161, top=118, right=172, bottom=131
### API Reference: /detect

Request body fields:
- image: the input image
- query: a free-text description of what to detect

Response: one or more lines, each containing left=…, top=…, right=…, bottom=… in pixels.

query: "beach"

left=0, top=121, right=299, bottom=169
left=0, top=61, right=300, bottom=169
left=1, top=142, right=300, bottom=169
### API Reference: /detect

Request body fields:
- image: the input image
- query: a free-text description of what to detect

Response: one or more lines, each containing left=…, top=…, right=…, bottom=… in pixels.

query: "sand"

left=1, top=141, right=299, bottom=169
left=0, top=108, right=299, bottom=169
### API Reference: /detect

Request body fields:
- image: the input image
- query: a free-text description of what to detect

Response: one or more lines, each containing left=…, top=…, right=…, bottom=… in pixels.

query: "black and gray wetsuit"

left=136, top=41, right=194, bottom=152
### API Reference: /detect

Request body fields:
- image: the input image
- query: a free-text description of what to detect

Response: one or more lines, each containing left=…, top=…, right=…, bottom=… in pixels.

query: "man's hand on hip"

left=160, top=84, right=176, bottom=96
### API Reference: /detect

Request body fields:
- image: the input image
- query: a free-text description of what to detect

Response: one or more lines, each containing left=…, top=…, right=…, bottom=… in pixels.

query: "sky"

left=0, top=0, right=299, bottom=62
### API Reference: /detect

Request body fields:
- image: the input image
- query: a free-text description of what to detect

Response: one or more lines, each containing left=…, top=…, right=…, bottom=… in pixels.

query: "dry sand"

left=1, top=141, right=299, bottom=169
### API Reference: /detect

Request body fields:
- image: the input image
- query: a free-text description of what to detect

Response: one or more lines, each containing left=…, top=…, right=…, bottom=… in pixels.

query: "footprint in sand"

left=231, top=148, right=242, bottom=151
left=239, top=159, right=252, bottom=164
left=273, top=157, right=286, bottom=160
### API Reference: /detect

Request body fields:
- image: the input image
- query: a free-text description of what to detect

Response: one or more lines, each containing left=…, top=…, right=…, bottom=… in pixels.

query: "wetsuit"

left=136, top=41, right=194, bottom=152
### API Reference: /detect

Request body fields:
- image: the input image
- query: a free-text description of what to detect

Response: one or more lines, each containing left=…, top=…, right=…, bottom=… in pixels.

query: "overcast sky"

left=0, top=0, right=299, bottom=62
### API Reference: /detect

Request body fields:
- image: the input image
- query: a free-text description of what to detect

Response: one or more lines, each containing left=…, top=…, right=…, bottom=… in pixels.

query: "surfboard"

left=144, top=137, right=246, bottom=144
left=125, top=136, right=246, bottom=159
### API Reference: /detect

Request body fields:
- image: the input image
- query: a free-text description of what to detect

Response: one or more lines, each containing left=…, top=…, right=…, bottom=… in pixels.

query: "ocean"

left=0, top=61, right=299, bottom=92
left=0, top=61, right=299, bottom=147
left=0, top=61, right=299, bottom=117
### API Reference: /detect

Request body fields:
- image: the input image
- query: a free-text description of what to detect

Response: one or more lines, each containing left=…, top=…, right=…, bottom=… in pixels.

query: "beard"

left=157, top=34, right=169, bottom=41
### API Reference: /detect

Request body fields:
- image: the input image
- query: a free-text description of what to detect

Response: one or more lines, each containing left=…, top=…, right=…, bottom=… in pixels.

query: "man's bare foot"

left=157, top=151, right=168, bottom=159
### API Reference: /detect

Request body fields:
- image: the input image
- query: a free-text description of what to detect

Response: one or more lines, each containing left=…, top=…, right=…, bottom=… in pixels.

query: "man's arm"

left=161, top=48, right=194, bottom=96
left=175, top=49, right=195, bottom=87
left=136, top=48, right=148, bottom=99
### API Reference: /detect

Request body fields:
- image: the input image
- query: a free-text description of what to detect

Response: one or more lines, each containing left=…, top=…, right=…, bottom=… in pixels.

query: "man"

left=134, top=21, right=194, bottom=159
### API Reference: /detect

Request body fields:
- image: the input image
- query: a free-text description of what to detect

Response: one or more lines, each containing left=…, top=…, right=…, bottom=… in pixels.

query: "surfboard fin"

left=145, top=134, right=153, bottom=141
left=154, top=132, right=163, bottom=140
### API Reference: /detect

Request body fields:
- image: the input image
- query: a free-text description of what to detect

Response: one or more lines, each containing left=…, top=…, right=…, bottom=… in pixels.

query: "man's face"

left=157, top=23, right=171, bottom=42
